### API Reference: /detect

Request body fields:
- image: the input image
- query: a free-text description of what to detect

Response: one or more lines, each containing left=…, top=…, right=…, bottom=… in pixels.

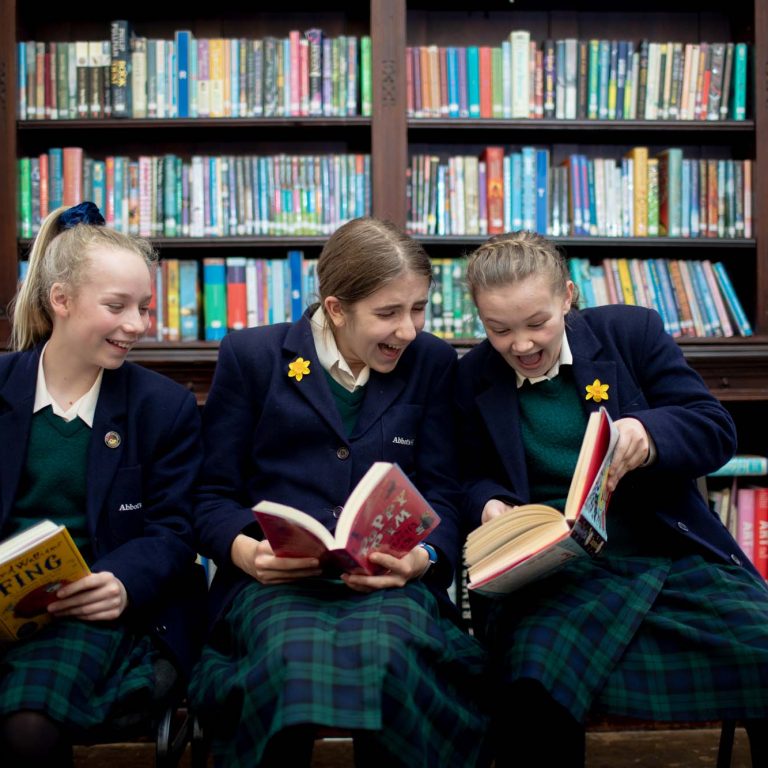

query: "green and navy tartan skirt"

left=481, top=553, right=768, bottom=723
left=0, top=617, right=160, bottom=734
left=189, top=578, right=489, bottom=767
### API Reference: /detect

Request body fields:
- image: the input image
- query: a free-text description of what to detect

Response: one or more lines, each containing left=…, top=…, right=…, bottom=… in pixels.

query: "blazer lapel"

left=282, top=317, right=346, bottom=440
left=566, top=312, right=620, bottom=421
left=87, top=369, right=128, bottom=533
left=476, top=350, right=530, bottom=499
left=0, top=351, right=38, bottom=525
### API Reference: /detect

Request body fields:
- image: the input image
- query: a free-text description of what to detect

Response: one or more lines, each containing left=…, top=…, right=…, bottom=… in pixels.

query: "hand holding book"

left=466, top=407, right=619, bottom=595
left=253, top=462, right=441, bottom=577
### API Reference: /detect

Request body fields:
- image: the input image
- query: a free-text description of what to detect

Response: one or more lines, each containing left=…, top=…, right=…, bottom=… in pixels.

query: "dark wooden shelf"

left=408, top=118, right=754, bottom=132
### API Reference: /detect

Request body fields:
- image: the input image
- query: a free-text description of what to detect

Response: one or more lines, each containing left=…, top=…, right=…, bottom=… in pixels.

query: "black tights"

left=0, top=710, right=72, bottom=768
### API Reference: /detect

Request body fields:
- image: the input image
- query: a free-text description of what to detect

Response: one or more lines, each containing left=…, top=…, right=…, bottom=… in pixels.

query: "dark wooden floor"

left=72, top=726, right=753, bottom=767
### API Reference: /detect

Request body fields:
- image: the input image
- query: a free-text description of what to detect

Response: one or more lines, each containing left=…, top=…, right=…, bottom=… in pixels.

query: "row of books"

left=17, top=252, right=479, bottom=342
left=568, top=257, right=752, bottom=338
left=18, top=23, right=372, bottom=120
left=18, top=151, right=371, bottom=238
left=711, top=480, right=768, bottom=580
left=406, top=147, right=752, bottom=240
left=407, top=34, right=748, bottom=121
left=16, top=250, right=753, bottom=342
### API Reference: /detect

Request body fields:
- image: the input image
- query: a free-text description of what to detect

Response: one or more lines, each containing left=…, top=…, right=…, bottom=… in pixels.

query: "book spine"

left=110, top=20, right=131, bottom=118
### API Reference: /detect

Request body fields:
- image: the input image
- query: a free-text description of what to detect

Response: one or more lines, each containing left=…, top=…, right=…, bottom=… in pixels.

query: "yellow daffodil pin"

left=288, top=357, right=311, bottom=382
left=585, top=379, right=609, bottom=402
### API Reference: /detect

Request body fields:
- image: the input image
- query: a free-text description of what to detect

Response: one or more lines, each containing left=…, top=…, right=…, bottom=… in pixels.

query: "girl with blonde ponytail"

left=0, top=202, right=204, bottom=768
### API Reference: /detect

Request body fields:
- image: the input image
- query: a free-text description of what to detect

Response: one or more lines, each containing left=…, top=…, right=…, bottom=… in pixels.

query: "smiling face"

left=48, top=245, right=153, bottom=373
left=475, top=273, right=574, bottom=379
left=324, top=269, right=430, bottom=376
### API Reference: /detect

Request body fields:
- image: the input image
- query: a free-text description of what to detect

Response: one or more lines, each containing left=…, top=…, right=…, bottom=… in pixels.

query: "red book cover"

left=479, top=46, right=492, bottom=119
left=752, top=486, right=768, bottom=580
left=225, top=256, right=247, bottom=331
left=38, top=153, right=49, bottom=221
left=482, top=146, right=505, bottom=234
left=253, top=462, right=441, bottom=575
left=62, top=147, right=84, bottom=207
left=465, top=407, right=619, bottom=595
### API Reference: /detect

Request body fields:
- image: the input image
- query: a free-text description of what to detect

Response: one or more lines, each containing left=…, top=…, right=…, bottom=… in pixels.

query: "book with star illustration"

left=465, top=406, right=618, bottom=595
left=253, top=461, right=441, bottom=575
left=0, top=520, right=90, bottom=642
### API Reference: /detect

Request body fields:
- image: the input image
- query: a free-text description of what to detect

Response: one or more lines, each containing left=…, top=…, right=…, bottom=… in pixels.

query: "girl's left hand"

left=341, top=546, right=430, bottom=593
left=47, top=571, right=129, bottom=621
left=607, top=417, right=651, bottom=492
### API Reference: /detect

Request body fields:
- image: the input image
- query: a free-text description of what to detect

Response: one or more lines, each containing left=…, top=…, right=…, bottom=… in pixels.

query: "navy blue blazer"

left=455, top=304, right=758, bottom=578
left=0, top=347, right=205, bottom=676
left=195, top=314, right=463, bottom=623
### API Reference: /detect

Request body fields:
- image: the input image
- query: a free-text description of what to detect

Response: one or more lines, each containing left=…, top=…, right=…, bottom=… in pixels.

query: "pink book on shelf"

left=752, top=486, right=768, bottom=580
left=736, top=487, right=756, bottom=567
left=701, top=259, right=735, bottom=337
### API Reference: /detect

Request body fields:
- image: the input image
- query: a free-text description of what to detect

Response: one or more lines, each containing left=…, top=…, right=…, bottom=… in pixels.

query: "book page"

left=464, top=504, right=564, bottom=563
left=254, top=501, right=336, bottom=554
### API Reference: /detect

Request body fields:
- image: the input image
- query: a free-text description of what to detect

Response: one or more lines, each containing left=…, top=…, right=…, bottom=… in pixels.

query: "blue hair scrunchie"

left=58, top=201, right=106, bottom=231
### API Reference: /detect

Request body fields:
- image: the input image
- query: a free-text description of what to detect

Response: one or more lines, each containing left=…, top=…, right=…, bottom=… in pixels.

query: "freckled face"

left=474, top=274, right=574, bottom=379
left=326, top=270, right=430, bottom=376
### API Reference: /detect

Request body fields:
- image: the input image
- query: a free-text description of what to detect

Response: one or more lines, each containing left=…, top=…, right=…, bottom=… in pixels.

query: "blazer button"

left=676, top=521, right=689, bottom=532
left=155, top=624, right=167, bottom=634
left=730, top=553, right=742, bottom=566
left=336, top=446, right=350, bottom=460
left=333, top=506, right=344, bottom=519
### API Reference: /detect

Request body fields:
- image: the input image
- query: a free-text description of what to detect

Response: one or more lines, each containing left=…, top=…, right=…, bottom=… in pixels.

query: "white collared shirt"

left=310, top=307, right=370, bottom=393
left=33, top=343, right=104, bottom=426
left=515, top=331, right=573, bottom=388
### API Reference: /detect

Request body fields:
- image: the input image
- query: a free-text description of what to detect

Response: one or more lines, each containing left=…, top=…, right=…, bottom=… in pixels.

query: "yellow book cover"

left=616, top=258, right=637, bottom=305
left=0, top=521, right=90, bottom=642
left=625, top=146, right=648, bottom=236
left=208, top=38, right=225, bottom=118
left=164, top=258, right=181, bottom=342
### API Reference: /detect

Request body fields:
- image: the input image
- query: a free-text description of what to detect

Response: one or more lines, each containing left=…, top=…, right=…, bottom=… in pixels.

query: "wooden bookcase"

left=1, top=0, right=767, bottom=450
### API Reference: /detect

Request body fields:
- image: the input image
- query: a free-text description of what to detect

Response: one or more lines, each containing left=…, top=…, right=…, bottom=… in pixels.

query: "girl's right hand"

left=481, top=499, right=518, bottom=524
left=230, top=533, right=322, bottom=584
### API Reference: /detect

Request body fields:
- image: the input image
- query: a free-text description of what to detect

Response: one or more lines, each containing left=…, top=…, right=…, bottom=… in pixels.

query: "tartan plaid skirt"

left=0, top=618, right=160, bottom=734
left=189, top=578, right=489, bottom=767
left=481, top=553, right=768, bottom=723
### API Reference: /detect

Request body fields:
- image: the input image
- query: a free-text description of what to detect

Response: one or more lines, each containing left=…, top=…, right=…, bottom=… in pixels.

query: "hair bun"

left=58, top=201, right=106, bottom=231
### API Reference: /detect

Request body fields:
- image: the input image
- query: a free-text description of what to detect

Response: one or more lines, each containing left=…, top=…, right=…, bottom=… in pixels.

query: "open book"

left=0, top=520, right=90, bottom=641
left=253, top=461, right=441, bottom=575
left=465, top=406, right=619, bottom=595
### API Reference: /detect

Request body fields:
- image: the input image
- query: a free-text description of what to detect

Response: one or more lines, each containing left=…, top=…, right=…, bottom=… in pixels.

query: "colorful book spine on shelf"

left=226, top=256, right=247, bottom=332
left=711, top=261, right=753, bottom=336
left=203, top=257, right=227, bottom=341
left=179, top=259, right=199, bottom=341
left=287, top=250, right=304, bottom=321
left=109, top=20, right=131, bottom=118
left=174, top=30, right=193, bottom=118
left=710, top=455, right=768, bottom=477
left=753, top=487, right=768, bottom=579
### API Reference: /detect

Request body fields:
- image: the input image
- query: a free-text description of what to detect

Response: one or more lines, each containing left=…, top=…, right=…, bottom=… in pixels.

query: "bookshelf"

left=0, top=0, right=767, bottom=426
